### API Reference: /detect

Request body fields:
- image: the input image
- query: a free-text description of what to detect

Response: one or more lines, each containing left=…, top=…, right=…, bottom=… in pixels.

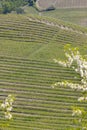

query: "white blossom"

left=5, top=112, right=12, bottom=120
left=57, top=61, right=67, bottom=67
left=72, top=109, right=82, bottom=116
left=78, top=97, right=84, bottom=102
left=1, top=94, right=15, bottom=120
left=85, top=97, right=87, bottom=100
left=7, top=106, right=12, bottom=112
left=1, top=103, right=5, bottom=109
left=53, top=46, right=87, bottom=129
left=4, top=101, right=9, bottom=107
left=53, top=59, right=59, bottom=63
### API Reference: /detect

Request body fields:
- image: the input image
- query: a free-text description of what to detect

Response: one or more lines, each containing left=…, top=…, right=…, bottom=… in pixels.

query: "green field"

left=39, top=8, right=87, bottom=27
left=9, top=5, right=87, bottom=28
left=0, top=14, right=87, bottom=129
left=22, top=6, right=87, bottom=27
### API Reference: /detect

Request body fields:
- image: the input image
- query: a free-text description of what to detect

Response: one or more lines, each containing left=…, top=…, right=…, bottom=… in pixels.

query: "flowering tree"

left=52, top=45, right=87, bottom=129
left=0, top=94, right=15, bottom=129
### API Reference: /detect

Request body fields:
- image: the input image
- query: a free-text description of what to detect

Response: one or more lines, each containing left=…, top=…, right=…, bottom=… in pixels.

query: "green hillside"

left=42, top=8, right=87, bottom=27
left=0, top=14, right=87, bottom=129
left=0, top=14, right=87, bottom=60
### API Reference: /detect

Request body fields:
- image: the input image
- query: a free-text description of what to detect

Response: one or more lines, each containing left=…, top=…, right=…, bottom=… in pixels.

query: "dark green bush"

left=16, top=8, right=25, bottom=14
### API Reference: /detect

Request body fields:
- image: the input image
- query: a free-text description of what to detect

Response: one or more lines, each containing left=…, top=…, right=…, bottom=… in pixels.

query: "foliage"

left=0, top=0, right=37, bottom=14
left=28, top=0, right=36, bottom=6
left=0, top=0, right=29, bottom=14
left=1, top=1, right=13, bottom=14
left=53, top=45, right=87, bottom=129
left=16, top=8, right=25, bottom=14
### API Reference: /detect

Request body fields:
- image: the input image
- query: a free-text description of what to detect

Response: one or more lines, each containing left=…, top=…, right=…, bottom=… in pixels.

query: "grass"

left=23, top=5, right=38, bottom=14
left=0, top=39, right=43, bottom=58
left=21, top=4, right=87, bottom=27
left=0, top=14, right=87, bottom=129
left=41, top=8, right=87, bottom=27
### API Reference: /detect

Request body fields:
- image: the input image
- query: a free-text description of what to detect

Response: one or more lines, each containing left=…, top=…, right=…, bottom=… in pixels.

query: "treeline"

left=0, top=0, right=37, bottom=14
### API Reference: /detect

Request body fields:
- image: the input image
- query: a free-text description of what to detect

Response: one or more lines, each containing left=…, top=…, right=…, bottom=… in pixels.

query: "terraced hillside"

left=0, top=14, right=87, bottom=60
left=0, top=14, right=87, bottom=129
left=0, top=56, right=86, bottom=130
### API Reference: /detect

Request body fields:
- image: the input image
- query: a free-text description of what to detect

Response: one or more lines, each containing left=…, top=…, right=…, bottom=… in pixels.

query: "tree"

left=1, top=1, right=13, bottom=14
left=0, top=0, right=29, bottom=14
left=0, top=0, right=37, bottom=14
left=28, top=0, right=37, bottom=6
left=16, top=8, right=25, bottom=14
left=0, top=95, right=15, bottom=129
left=52, top=45, right=87, bottom=129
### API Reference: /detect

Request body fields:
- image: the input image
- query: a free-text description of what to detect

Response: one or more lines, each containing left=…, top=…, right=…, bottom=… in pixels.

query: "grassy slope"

left=23, top=6, right=38, bottom=15
left=36, top=0, right=87, bottom=27
left=0, top=14, right=87, bottom=129
left=21, top=5, right=87, bottom=27
left=39, top=8, right=87, bottom=27
left=0, top=14, right=87, bottom=60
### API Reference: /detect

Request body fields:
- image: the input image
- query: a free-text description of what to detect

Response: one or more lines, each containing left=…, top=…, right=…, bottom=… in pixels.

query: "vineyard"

left=36, top=0, right=87, bottom=10
left=0, top=14, right=87, bottom=129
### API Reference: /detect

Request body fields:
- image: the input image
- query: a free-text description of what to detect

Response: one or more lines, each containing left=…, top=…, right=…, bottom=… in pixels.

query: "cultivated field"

left=36, top=0, right=87, bottom=10
left=0, top=14, right=87, bottom=129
